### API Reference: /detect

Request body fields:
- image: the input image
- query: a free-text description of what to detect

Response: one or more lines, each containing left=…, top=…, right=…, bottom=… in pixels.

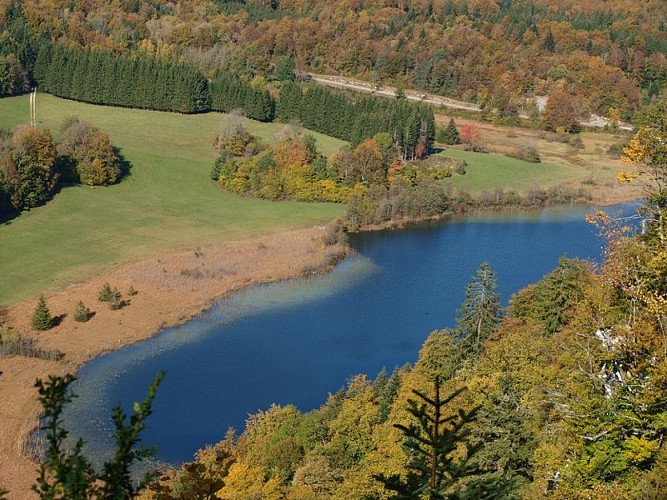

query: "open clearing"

left=0, top=94, right=346, bottom=305
left=441, top=149, right=583, bottom=194
left=437, top=115, right=640, bottom=201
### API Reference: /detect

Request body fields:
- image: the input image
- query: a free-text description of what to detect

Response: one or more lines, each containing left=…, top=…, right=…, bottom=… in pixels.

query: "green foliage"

left=73, top=301, right=92, bottom=322
left=436, top=119, right=462, bottom=146
left=273, top=55, right=295, bottom=82
left=455, top=262, right=503, bottom=358
left=35, top=45, right=211, bottom=114
left=32, top=374, right=95, bottom=499
left=98, top=282, right=114, bottom=302
left=377, top=379, right=510, bottom=499
left=210, top=71, right=274, bottom=122
left=511, top=256, right=589, bottom=334
left=32, top=371, right=165, bottom=499
left=31, top=294, right=54, bottom=330
left=276, top=81, right=435, bottom=158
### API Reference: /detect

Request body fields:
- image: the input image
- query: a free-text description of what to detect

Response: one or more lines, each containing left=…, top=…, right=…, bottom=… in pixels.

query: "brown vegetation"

left=0, top=226, right=347, bottom=499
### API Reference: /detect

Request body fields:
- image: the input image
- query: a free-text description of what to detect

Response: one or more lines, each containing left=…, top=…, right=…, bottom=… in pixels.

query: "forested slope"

left=2, top=0, right=666, bottom=122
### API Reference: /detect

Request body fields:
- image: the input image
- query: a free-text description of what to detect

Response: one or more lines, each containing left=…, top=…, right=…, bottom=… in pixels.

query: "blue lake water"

left=64, top=203, right=639, bottom=465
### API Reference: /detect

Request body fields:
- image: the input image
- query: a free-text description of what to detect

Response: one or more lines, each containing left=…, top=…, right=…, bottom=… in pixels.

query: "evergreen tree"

left=542, top=28, right=556, bottom=53
left=32, top=295, right=54, bottom=331
left=98, top=282, right=114, bottom=302
left=437, top=118, right=461, bottom=145
left=73, top=301, right=91, bottom=322
left=455, top=262, right=502, bottom=358
left=32, top=372, right=165, bottom=498
left=377, top=378, right=513, bottom=499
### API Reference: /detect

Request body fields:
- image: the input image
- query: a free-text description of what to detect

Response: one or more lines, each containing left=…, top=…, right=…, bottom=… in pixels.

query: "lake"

left=64, top=203, right=639, bottom=465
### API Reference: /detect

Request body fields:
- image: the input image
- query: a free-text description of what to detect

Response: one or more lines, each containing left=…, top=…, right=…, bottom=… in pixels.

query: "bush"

left=32, top=295, right=54, bottom=331
left=73, top=301, right=92, bottom=322
left=508, top=146, right=541, bottom=163
left=98, top=282, right=114, bottom=302
left=108, top=288, right=124, bottom=310
left=0, top=328, right=61, bottom=360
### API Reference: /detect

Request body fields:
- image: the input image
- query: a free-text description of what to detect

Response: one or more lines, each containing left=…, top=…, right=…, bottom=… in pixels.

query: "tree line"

left=277, top=81, right=435, bottom=156
left=33, top=45, right=211, bottom=114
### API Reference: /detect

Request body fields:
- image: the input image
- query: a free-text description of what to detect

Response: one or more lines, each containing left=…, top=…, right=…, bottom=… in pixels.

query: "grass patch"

left=440, top=149, right=586, bottom=195
left=0, top=94, right=346, bottom=305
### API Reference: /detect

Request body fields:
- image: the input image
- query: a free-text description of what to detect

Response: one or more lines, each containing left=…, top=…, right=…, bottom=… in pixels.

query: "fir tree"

left=32, top=295, right=54, bottom=331
left=455, top=262, right=502, bottom=358
left=437, top=118, right=461, bottom=145
left=98, top=282, right=114, bottom=302
left=377, top=378, right=514, bottom=498
left=73, top=301, right=91, bottom=322
left=32, top=372, right=165, bottom=498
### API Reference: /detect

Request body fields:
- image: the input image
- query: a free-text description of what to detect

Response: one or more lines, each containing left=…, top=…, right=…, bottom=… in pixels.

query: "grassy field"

left=436, top=114, right=637, bottom=200
left=440, top=149, right=586, bottom=194
left=0, top=94, right=347, bottom=305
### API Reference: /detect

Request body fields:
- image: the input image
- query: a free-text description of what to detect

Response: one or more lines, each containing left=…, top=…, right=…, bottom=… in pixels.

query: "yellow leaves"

left=215, top=460, right=284, bottom=500
left=622, top=128, right=652, bottom=164
left=616, top=170, right=639, bottom=184
left=585, top=210, right=610, bottom=228
left=624, top=436, right=660, bottom=465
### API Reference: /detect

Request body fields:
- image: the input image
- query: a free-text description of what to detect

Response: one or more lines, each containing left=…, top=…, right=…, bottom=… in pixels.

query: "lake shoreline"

left=0, top=226, right=348, bottom=499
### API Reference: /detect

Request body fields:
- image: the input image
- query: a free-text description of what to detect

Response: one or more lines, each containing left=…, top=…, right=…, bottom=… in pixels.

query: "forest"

left=1, top=0, right=666, bottom=124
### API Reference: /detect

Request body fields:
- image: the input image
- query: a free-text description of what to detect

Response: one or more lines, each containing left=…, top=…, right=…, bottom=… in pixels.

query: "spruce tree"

left=73, top=301, right=91, bottom=322
left=32, top=295, right=54, bottom=330
left=438, top=118, right=461, bottom=145
left=377, top=378, right=513, bottom=498
left=98, top=282, right=114, bottom=302
left=455, top=262, right=502, bottom=358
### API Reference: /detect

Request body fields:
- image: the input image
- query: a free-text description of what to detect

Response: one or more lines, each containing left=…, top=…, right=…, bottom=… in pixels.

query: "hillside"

left=1, top=0, right=666, bottom=123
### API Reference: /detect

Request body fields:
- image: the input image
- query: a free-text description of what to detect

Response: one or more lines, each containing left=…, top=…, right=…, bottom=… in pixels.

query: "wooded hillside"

left=1, top=0, right=665, bottom=122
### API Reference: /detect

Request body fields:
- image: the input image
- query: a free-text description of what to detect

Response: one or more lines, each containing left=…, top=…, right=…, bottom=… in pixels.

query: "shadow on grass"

left=0, top=151, right=133, bottom=226
left=116, top=148, right=133, bottom=180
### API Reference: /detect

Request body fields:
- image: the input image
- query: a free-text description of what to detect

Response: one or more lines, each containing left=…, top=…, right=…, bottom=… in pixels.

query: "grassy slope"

left=0, top=94, right=347, bottom=305
left=441, top=149, right=585, bottom=194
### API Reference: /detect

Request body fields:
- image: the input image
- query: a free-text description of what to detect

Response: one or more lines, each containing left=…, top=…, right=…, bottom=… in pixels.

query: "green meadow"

left=0, top=94, right=347, bottom=305
left=441, top=149, right=586, bottom=195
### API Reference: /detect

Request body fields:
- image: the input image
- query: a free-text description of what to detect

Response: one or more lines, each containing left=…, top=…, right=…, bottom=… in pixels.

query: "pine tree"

left=455, top=262, right=502, bottom=358
left=32, top=372, right=164, bottom=498
left=32, top=295, right=54, bottom=330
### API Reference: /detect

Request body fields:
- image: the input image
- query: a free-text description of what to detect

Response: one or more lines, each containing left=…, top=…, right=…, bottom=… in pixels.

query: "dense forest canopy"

left=1, top=0, right=666, bottom=121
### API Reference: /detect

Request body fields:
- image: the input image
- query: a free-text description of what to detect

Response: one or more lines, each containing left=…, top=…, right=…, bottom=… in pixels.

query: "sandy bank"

left=0, top=226, right=347, bottom=499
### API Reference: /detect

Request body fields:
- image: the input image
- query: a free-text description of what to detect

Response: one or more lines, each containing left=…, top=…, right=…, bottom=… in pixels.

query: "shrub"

left=508, top=146, right=541, bottom=163
left=98, top=282, right=114, bottom=302
left=0, top=328, right=61, bottom=360
left=73, top=301, right=92, bottom=322
left=32, top=295, right=54, bottom=331
left=108, top=288, right=124, bottom=310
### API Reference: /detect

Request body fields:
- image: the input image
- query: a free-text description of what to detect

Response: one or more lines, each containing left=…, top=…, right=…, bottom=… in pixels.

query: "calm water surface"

left=65, top=204, right=638, bottom=465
